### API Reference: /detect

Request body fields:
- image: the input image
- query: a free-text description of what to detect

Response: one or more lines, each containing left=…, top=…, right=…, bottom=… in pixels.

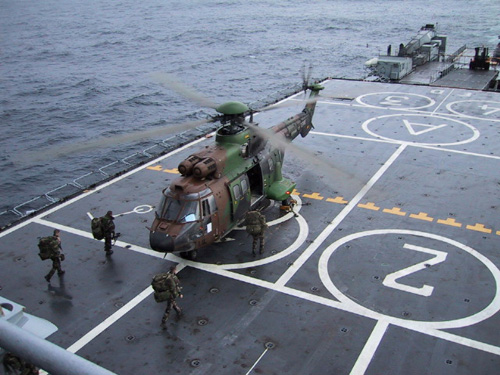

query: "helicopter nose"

left=149, top=231, right=175, bottom=253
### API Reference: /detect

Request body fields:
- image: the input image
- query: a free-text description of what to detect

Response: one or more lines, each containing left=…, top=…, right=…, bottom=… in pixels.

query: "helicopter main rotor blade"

left=245, top=121, right=356, bottom=182
left=255, top=96, right=319, bottom=113
left=19, top=117, right=214, bottom=163
left=150, top=72, right=220, bottom=110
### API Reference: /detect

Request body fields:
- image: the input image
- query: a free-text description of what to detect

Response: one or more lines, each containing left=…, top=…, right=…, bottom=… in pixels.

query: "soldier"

left=3, top=352, right=39, bottom=374
left=101, top=211, right=116, bottom=255
left=244, top=210, right=268, bottom=256
left=152, top=265, right=183, bottom=328
left=44, top=229, right=65, bottom=283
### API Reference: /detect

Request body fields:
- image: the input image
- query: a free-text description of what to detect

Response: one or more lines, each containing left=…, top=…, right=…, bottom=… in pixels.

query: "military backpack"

left=151, top=273, right=178, bottom=302
left=91, top=217, right=105, bottom=240
left=38, top=236, right=59, bottom=260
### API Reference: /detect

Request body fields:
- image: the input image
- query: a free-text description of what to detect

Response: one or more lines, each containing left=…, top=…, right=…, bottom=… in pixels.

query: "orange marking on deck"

left=326, top=196, right=348, bottom=204
left=382, top=207, right=406, bottom=216
left=302, top=192, right=324, bottom=200
left=163, top=168, right=179, bottom=174
left=409, top=212, right=434, bottom=222
left=147, top=165, right=164, bottom=171
left=466, top=223, right=492, bottom=234
left=358, top=202, right=380, bottom=211
left=292, top=189, right=300, bottom=196
left=437, top=218, right=462, bottom=227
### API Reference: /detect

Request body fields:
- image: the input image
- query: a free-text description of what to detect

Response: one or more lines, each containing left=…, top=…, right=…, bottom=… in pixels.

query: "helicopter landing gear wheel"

left=180, top=250, right=197, bottom=260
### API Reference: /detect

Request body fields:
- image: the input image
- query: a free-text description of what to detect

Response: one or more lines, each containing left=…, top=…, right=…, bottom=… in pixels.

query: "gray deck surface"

left=1, top=78, right=500, bottom=374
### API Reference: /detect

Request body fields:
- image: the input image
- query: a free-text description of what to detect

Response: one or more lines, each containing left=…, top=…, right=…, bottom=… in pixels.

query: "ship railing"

left=445, top=44, right=467, bottom=63
left=0, top=123, right=220, bottom=229
left=430, top=63, right=456, bottom=83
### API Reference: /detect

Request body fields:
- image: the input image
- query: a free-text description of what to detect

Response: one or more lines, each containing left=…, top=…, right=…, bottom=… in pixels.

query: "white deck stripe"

left=350, top=320, right=389, bottom=375
left=275, top=143, right=407, bottom=287
left=66, top=286, right=154, bottom=353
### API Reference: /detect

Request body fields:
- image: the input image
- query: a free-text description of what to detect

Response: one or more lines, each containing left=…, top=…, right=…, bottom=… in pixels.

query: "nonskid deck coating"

left=1, top=78, right=500, bottom=374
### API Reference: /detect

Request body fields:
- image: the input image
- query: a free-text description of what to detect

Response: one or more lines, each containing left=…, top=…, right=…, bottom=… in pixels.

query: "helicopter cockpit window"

left=178, top=200, right=200, bottom=223
left=159, top=189, right=202, bottom=223
left=159, top=195, right=183, bottom=221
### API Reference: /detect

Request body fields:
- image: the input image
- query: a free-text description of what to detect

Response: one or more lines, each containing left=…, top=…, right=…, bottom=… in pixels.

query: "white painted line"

left=275, top=143, right=407, bottom=287
left=0, top=136, right=209, bottom=239
left=66, top=263, right=186, bottom=354
left=350, top=320, right=389, bottom=375
left=311, top=130, right=500, bottom=161
left=382, top=243, right=448, bottom=297
left=33, top=213, right=500, bottom=359
left=431, top=88, right=455, bottom=115
left=66, top=286, right=154, bottom=354
left=33, top=217, right=176, bottom=260
left=318, top=229, right=500, bottom=330
left=245, top=348, right=269, bottom=375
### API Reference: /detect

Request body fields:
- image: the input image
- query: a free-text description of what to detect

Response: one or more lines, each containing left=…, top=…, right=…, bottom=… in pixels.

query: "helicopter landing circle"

left=356, top=92, right=435, bottom=110
left=172, top=195, right=309, bottom=270
left=319, top=229, right=500, bottom=330
left=362, top=113, right=479, bottom=146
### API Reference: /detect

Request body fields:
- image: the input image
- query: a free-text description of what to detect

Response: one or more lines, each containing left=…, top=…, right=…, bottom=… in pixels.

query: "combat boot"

left=174, top=306, right=182, bottom=320
left=161, top=313, right=169, bottom=327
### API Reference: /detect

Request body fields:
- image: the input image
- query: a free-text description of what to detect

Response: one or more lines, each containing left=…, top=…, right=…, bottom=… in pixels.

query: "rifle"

left=112, top=232, right=121, bottom=245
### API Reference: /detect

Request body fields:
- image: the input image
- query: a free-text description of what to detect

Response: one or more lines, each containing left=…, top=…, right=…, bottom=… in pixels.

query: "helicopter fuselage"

left=149, top=84, right=324, bottom=256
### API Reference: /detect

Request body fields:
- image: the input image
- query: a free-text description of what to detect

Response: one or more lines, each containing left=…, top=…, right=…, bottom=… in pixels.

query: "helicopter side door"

left=228, top=175, right=251, bottom=223
left=199, top=195, right=219, bottom=245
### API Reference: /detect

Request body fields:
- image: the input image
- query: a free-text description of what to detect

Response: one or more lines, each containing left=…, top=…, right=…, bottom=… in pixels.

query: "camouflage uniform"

left=102, top=211, right=116, bottom=255
left=44, top=230, right=65, bottom=282
left=161, top=267, right=183, bottom=327
left=245, top=211, right=268, bottom=256
left=3, top=352, right=39, bottom=375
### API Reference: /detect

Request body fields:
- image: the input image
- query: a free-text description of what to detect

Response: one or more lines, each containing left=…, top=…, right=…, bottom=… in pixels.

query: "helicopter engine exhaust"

left=192, top=157, right=217, bottom=178
left=178, top=155, right=202, bottom=176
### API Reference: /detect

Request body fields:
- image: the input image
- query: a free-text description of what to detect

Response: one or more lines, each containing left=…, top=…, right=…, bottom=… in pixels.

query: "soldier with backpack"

left=91, top=211, right=118, bottom=256
left=101, top=211, right=116, bottom=256
left=244, top=210, right=268, bottom=256
left=151, top=265, right=183, bottom=328
left=39, top=229, right=65, bottom=283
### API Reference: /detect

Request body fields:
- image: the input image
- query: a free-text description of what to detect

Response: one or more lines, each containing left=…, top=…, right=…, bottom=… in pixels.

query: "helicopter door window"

left=267, top=158, right=274, bottom=172
left=202, top=199, right=210, bottom=217
left=241, top=179, right=248, bottom=195
left=233, top=184, right=242, bottom=200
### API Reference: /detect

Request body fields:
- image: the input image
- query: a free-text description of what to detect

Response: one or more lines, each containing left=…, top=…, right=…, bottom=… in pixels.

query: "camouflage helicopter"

left=148, top=75, right=324, bottom=259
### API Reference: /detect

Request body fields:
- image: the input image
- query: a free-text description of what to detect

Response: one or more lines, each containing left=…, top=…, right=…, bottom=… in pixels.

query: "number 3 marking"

left=383, top=243, right=448, bottom=297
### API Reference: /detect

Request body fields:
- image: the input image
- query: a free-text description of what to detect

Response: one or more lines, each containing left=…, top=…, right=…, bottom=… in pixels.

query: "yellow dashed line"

left=382, top=207, right=407, bottom=216
left=302, top=192, right=324, bottom=200
left=163, top=168, right=179, bottom=174
left=358, top=202, right=380, bottom=211
left=148, top=168, right=500, bottom=237
left=147, top=165, right=164, bottom=171
left=326, top=196, right=348, bottom=204
left=409, top=212, right=433, bottom=222
left=437, top=218, right=462, bottom=227
left=466, top=223, right=492, bottom=234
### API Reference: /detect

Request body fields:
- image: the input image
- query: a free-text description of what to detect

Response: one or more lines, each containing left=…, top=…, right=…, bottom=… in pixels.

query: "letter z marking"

left=383, top=243, right=447, bottom=297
